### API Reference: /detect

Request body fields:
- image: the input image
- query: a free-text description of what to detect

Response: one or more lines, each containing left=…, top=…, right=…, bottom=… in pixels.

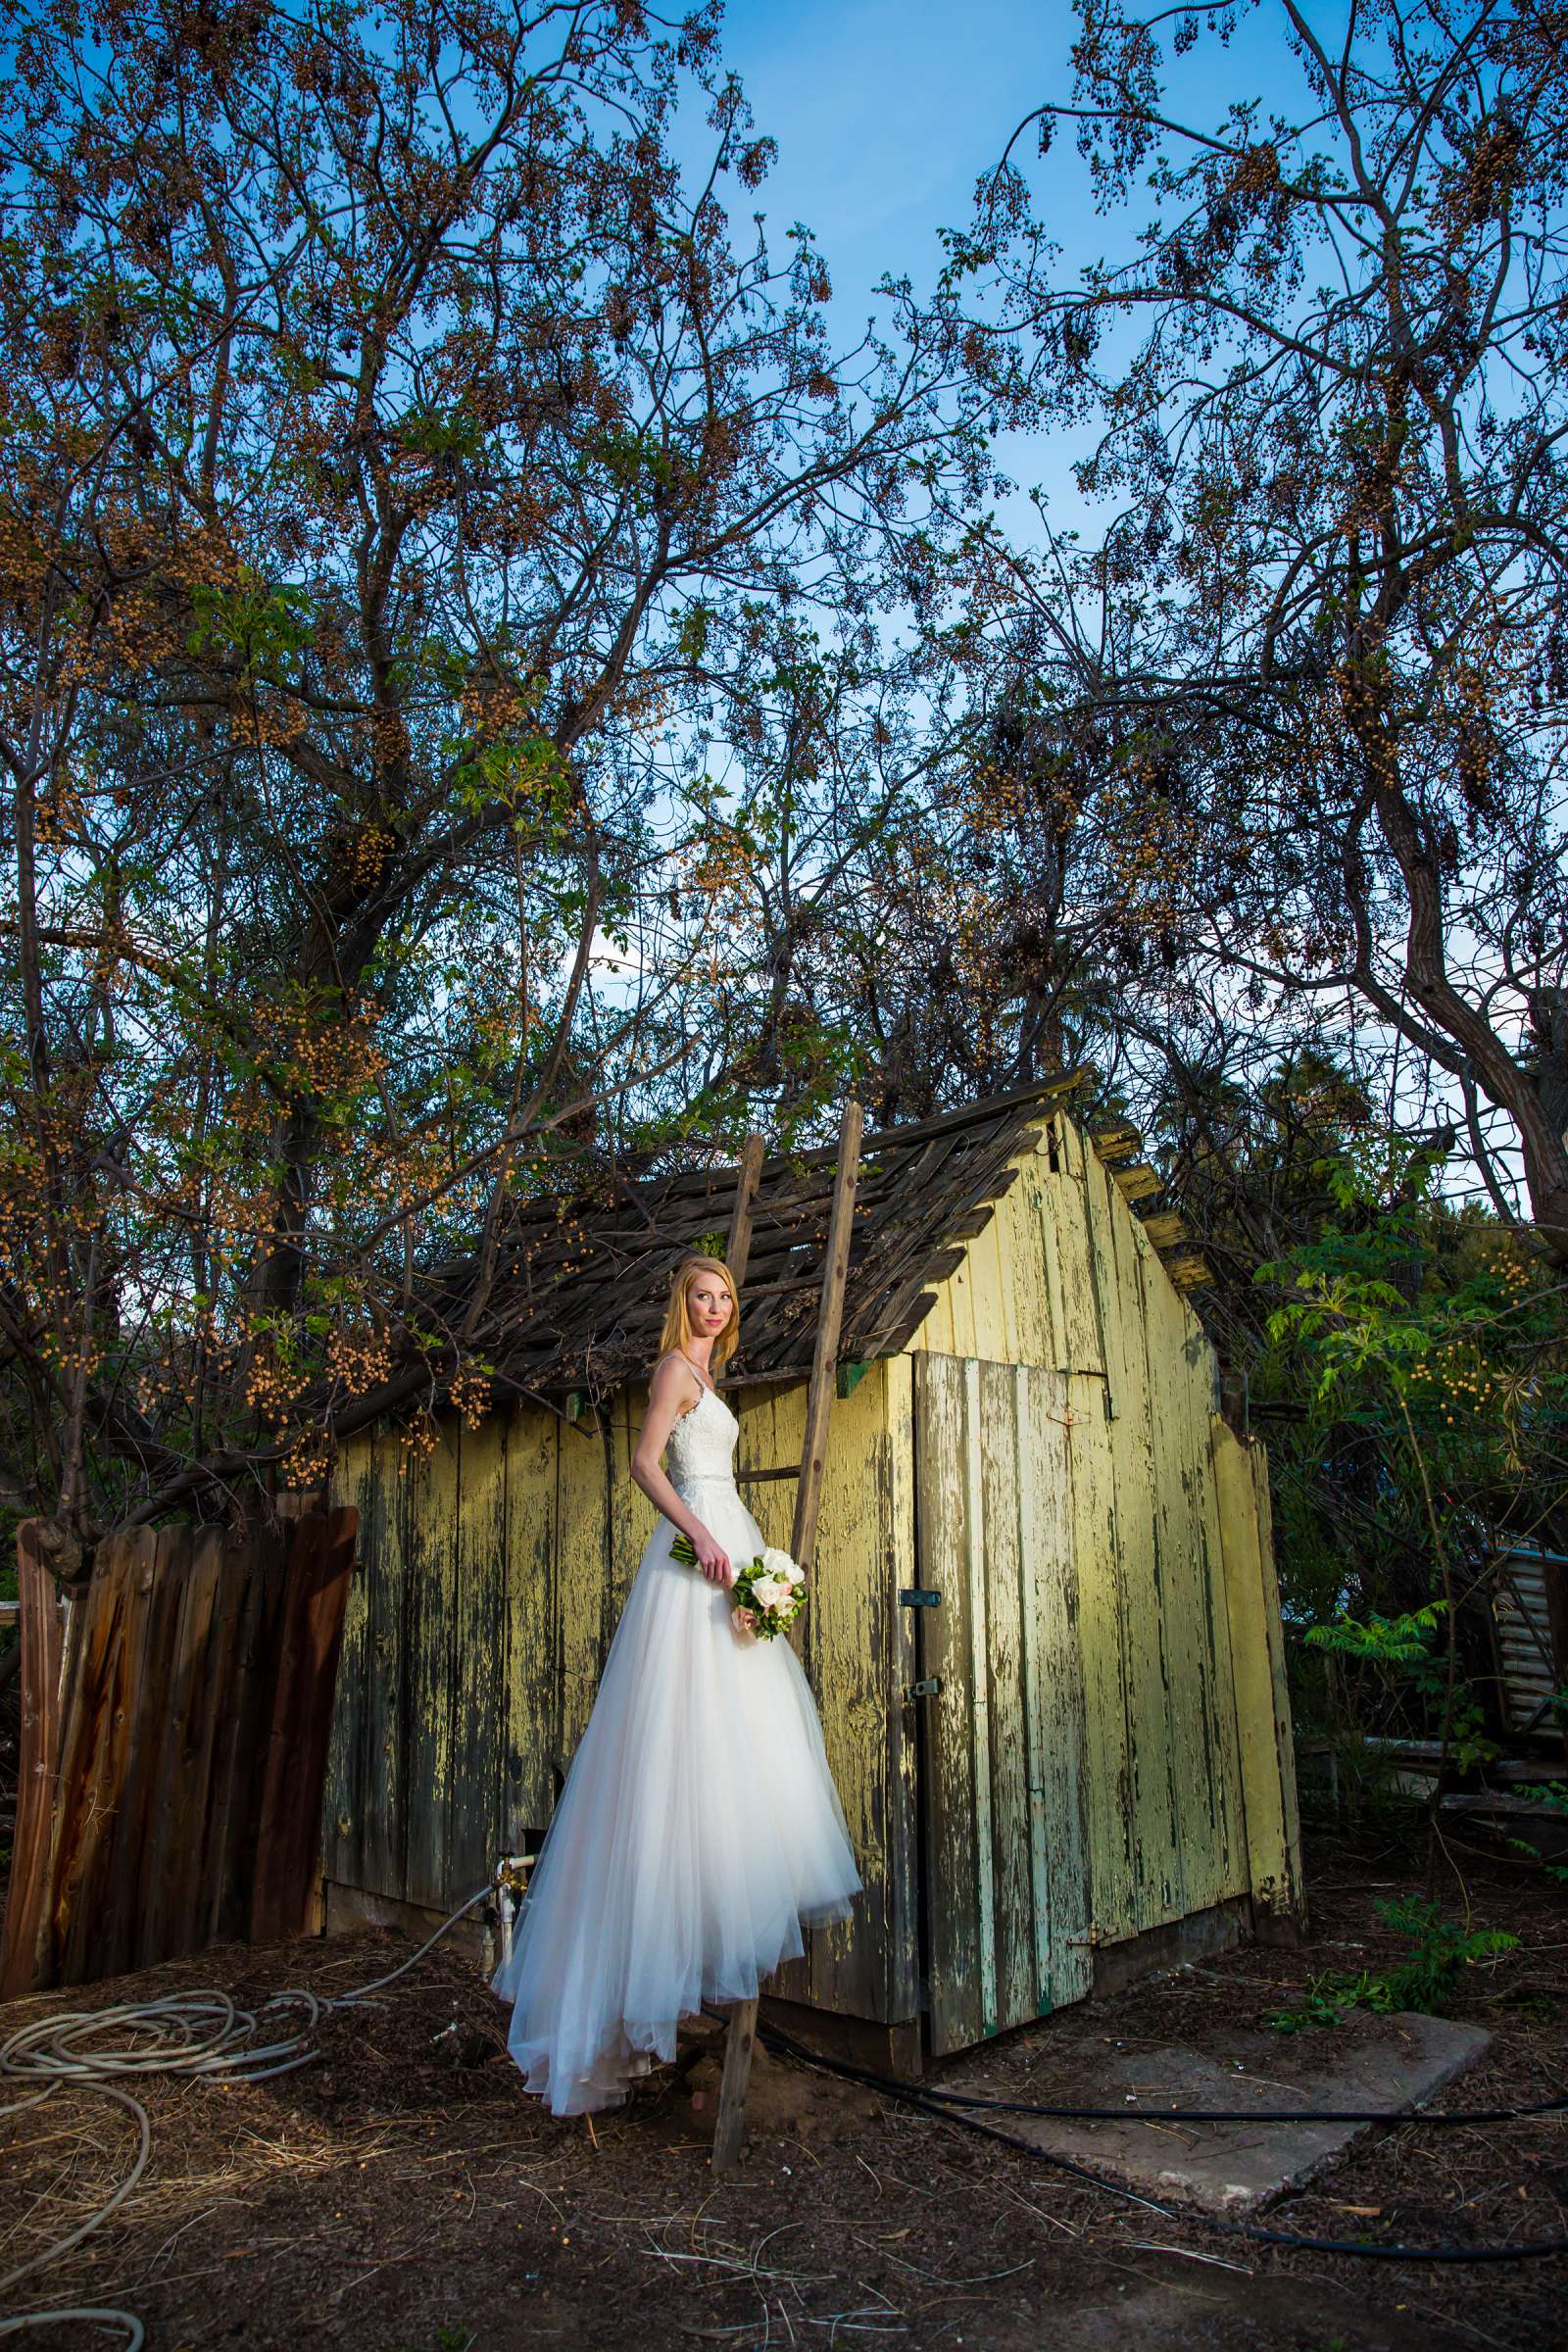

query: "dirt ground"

left=2, top=1824, right=1566, bottom=2352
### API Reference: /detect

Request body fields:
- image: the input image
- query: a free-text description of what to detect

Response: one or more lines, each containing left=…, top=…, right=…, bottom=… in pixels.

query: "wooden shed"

left=321, top=1079, right=1303, bottom=2064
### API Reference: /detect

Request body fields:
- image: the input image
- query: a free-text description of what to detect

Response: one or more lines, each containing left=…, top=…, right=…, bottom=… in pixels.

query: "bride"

left=490, top=1251, right=862, bottom=2116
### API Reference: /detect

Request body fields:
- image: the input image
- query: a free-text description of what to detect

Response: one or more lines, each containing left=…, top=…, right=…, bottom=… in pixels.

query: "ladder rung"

left=734, top=1463, right=802, bottom=1483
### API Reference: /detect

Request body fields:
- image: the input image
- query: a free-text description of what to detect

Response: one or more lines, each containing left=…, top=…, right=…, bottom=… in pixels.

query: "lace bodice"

left=664, top=1382, right=739, bottom=1499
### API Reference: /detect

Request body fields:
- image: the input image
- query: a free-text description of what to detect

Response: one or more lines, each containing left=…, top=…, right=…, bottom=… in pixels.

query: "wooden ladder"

left=710, top=1098, right=864, bottom=2174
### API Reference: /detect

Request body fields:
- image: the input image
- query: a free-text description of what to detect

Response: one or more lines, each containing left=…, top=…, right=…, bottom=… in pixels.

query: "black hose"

left=884, top=2078, right=1568, bottom=2129
left=758, top=2023, right=1568, bottom=2264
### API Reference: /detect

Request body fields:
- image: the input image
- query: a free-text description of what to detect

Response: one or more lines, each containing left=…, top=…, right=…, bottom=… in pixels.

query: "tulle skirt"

left=489, top=1475, right=862, bottom=2116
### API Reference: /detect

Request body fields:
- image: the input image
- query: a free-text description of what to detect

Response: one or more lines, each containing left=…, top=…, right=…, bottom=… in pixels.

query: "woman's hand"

left=692, top=1526, right=732, bottom=1587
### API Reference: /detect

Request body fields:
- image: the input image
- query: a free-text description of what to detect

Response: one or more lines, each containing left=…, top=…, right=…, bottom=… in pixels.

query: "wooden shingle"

left=433, top=1075, right=1091, bottom=1404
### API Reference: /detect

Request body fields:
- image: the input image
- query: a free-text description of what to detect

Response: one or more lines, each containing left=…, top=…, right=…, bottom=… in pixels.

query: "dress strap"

left=656, top=1348, right=716, bottom=1397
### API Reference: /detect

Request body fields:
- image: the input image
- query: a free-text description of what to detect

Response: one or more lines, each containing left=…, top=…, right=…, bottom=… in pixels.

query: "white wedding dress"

left=489, top=1378, right=862, bottom=2115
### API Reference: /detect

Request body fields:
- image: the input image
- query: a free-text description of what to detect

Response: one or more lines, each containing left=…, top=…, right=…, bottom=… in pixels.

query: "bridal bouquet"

left=669, top=1536, right=807, bottom=1639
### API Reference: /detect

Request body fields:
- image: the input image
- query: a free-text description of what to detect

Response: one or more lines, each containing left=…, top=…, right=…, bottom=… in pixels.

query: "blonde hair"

left=657, top=1253, right=740, bottom=1372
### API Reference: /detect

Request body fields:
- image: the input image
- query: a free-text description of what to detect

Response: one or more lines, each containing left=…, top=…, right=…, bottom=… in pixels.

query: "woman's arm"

left=631, top=1355, right=732, bottom=1587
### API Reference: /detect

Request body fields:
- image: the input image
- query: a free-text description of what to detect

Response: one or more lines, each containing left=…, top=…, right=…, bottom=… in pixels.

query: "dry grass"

left=0, top=1828, right=1565, bottom=2349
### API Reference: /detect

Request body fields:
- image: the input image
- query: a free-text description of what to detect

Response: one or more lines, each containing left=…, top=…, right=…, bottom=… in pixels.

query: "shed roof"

left=442, top=1075, right=1094, bottom=1406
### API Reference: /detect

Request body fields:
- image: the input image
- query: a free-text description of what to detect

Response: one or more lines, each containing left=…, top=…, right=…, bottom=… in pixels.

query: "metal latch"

left=904, top=1676, right=942, bottom=1700
left=899, top=1587, right=942, bottom=1608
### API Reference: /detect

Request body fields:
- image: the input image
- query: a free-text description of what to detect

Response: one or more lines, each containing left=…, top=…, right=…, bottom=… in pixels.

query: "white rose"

left=761, top=1545, right=797, bottom=1581
left=752, top=1575, right=786, bottom=1612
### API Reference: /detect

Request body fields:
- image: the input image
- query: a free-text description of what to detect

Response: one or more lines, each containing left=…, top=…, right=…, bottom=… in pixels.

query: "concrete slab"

left=941, top=2012, right=1492, bottom=2215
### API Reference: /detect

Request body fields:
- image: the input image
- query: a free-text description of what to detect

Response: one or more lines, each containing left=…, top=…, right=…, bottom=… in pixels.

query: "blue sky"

left=618, top=9, right=1529, bottom=1185
left=713, top=0, right=1069, bottom=311
left=711, top=0, right=1310, bottom=303
left=698, top=0, right=1312, bottom=525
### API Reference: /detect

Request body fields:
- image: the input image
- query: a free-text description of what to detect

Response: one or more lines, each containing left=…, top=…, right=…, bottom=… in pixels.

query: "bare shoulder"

left=649, top=1350, right=702, bottom=1416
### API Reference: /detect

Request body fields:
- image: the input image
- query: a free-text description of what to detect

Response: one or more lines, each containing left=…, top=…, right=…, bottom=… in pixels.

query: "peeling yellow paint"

left=324, top=1107, right=1299, bottom=2046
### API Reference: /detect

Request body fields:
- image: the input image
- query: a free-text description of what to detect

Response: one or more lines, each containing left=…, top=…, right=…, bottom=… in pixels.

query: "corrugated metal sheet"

left=1494, top=1547, right=1568, bottom=1736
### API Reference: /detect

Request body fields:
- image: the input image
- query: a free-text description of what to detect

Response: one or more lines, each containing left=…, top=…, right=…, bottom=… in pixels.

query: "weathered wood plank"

left=801, top=1359, right=898, bottom=2022
left=12, top=1509, right=355, bottom=1990
left=1179, top=1270, right=1249, bottom=1909
left=1017, top=1366, right=1092, bottom=2009
left=881, top=1353, right=921, bottom=2025
left=165, top=1528, right=229, bottom=1957
left=790, top=1097, right=863, bottom=1579
left=960, top=1359, right=997, bottom=2037
left=977, top=1360, right=1033, bottom=2032
left=102, top=1525, right=189, bottom=1978
left=137, top=1527, right=214, bottom=1968
left=918, top=1150, right=1048, bottom=1368
left=725, top=1133, right=766, bottom=1285
left=358, top=1431, right=410, bottom=1898
left=991, top=1167, right=1032, bottom=1361
left=201, top=1524, right=269, bottom=1945
left=751, top=1384, right=803, bottom=1554
left=1091, top=1120, right=1143, bottom=1162
left=322, top=1436, right=376, bottom=1888
left=1212, top=1420, right=1304, bottom=1930
left=0, top=1526, right=68, bottom=1999
left=712, top=1994, right=760, bottom=2173
left=1248, top=1438, right=1304, bottom=1928
left=733, top=1381, right=788, bottom=1549
left=1137, top=1236, right=1220, bottom=1918
left=1033, top=1132, right=1070, bottom=1373
left=1184, top=1328, right=1249, bottom=1903
left=1093, top=1155, right=1181, bottom=1933
left=750, top=1381, right=814, bottom=2007
left=605, top=1386, right=652, bottom=1632
left=1072, top=1117, right=1118, bottom=1392
left=502, top=1403, right=561, bottom=1847
left=1112, top=1163, right=1161, bottom=1203
left=1163, top=1254, right=1215, bottom=1291
left=56, top=1534, right=158, bottom=1984
left=214, top=1527, right=293, bottom=1942
left=46, top=1547, right=122, bottom=1975
left=252, top=1507, right=358, bottom=1940
left=914, top=1353, right=983, bottom=2055
left=449, top=1413, right=508, bottom=1901
left=1066, top=1365, right=1134, bottom=1949
left=969, top=1214, right=1012, bottom=1367
left=911, top=1149, right=990, bottom=1357
left=1007, top=1149, right=1057, bottom=1368
left=556, top=1406, right=608, bottom=1772
left=1049, top=1119, right=1107, bottom=1375
left=404, top=1420, right=462, bottom=1911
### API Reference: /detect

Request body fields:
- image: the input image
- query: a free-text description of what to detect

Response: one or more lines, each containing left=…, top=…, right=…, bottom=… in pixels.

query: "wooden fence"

left=0, top=1506, right=357, bottom=1999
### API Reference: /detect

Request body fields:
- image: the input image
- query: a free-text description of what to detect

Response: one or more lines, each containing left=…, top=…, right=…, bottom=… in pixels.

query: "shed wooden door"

left=912, top=1353, right=1092, bottom=2055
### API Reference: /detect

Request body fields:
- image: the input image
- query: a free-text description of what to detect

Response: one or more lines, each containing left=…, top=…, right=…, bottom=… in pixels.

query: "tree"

left=636, top=607, right=1176, bottom=1131
left=961, top=0, right=1568, bottom=1257
left=0, top=0, right=991, bottom=1546
left=1143, top=1051, right=1568, bottom=1826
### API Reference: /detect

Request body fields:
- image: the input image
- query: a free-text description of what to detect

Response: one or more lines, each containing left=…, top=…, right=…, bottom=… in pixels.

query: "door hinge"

left=904, top=1675, right=942, bottom=1700
left=899, top=1586, right=942, bottom=1608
